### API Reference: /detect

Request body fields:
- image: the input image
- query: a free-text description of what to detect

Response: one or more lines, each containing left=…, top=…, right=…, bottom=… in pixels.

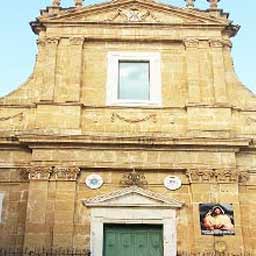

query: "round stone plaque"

left=164, top=176, right=182, bottom=191
left=86, top=174, right=103, bottom=189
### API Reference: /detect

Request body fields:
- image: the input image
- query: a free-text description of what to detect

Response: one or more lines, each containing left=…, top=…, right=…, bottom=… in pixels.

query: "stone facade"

left=0, top=0, right=256, bottom=254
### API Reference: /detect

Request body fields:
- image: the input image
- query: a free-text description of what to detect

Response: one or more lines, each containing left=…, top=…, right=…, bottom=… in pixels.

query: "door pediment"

left=83, top=185, right=183, bottom=208
left=39, top=0, right=229, bottom=25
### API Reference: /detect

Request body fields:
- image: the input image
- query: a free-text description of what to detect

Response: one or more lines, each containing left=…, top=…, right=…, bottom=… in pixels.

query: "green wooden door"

left=104, top=224, right=163, bottom=256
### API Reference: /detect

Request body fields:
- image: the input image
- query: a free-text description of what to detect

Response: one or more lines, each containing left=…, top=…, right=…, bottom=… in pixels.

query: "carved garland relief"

left=111, top=112, right=157, bottom=124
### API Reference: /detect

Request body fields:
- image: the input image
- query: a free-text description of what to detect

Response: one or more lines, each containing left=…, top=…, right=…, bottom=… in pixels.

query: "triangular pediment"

left=40, top=0, right=228, bottom=25
left=83, top=186, right=183, bottom=208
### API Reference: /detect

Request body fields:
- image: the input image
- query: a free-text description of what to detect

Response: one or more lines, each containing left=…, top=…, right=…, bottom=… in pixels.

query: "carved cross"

left=207, top=0, right=220, bottom=9
left=185, top=0, right=195, bottom=9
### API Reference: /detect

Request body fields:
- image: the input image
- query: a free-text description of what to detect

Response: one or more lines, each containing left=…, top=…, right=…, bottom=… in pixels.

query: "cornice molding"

left=16, top=135, right=252, bottom=148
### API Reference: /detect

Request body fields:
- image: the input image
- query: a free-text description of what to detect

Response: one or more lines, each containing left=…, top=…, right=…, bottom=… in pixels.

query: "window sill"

left=107, top=100, right=162, bottom=107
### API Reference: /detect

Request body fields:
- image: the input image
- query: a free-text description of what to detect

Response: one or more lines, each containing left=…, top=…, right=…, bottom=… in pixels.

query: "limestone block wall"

left=0, top=169, right=28, bottom=249
left=0, top=144, right=255, bottom=253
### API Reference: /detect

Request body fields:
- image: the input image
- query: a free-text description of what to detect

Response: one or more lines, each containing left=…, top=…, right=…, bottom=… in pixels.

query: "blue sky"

left=0, top=0, right=255, bottom=97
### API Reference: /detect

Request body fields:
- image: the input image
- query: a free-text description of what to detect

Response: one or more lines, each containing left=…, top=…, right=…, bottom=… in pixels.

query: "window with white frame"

left=107, top=52, right=161, bottom=106
left=0, top=193, right=4, bottom=223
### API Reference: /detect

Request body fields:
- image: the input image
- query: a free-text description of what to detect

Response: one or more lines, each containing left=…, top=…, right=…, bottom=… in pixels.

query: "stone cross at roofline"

left=52, top=0, right=221, bottom=9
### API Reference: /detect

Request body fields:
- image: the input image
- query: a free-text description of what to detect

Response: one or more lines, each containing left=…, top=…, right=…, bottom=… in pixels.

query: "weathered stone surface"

left=0, top=0, right=255, bottom=254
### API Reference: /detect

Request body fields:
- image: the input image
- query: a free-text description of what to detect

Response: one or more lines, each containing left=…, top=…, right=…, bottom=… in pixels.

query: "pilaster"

left=23, top=166, right=80, bottom=249
left=67, top=37, right=84, bottom=102
left=51, top=166, right=80, bottom=248
left=184, top=39, right=201, bottom=104
left=40, top=37, right=60, bottom=102
left=186, top=168, right=249, bottom=254
left=210, top=40, right=227, bottom=104
left=23, top=166, right=53, bottom=249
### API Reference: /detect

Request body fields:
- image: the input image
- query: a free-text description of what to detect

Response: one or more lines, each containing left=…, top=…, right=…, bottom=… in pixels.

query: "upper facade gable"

left=36, top=0, right=230, bottom=26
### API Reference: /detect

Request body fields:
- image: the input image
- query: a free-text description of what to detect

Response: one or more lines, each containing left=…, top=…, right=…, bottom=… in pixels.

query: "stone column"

left=210, top=40, right=227, bottom=104
left=184, top=39, right=201, bottom=104
left=51, top=166, right=80, bottom=248
left=40, top=37, right=60, bottom=102
left=23, top=166, right=53, bottom=249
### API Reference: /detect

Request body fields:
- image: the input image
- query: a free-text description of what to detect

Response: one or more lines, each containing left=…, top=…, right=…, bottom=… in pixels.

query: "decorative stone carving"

left=0, top=112, right=23, bottom=122
left=209, top=39, right=223, bottom=48
left=222, top=39, right=232, bottom=49
left=120, top=7, right=150, bottom=22
left=185, top=0, right=195, bottom=9
left=21, top=166, right=81, bottom=181
left=69, top=36, right=85, bottom=45
left=111, top=113, right=157, bottom=123
left=186, top=169, right=249, bottom=184
left=120, top=169, right=148, bottom=187
left=214, top=241, right=227, bottom=253
left=246, top=117, right=256, bottom=126
left=105, top=7, right=159, bottom=23
left=74, top=0, right=83, bottom=8
left=46, top=37, right=60, bottom=45
left=23, top=166, right=53, bottom=180
left=207, top=0, right=220, bottom=10
left=37, top=38, right=46, bottom=47
left=52, top=0, right=61, bottom=7
left=239, top=171, right=250, bottom=183
left=52, top=166, right=80, bottom=181
left=184, top=39, right=199, bottom=49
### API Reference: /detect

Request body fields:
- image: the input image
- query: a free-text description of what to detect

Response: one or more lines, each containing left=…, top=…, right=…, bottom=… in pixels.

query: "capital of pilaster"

left=52, top=166, right=81, bottom=181
left=21, top=165, right=81, bottom=181
left=46, top=37, right=60, bottom=46
left=37, top=38, right=46, bottom=47
left=22, top=166, right=53, bottom=181
left=186, top=169, right=249, bottom=184
left=184, top=38, right=199, bottom=49
left=222, top=39, right=233, bottom=49
left=209, top=39, right=223, bottom=48
left=69, top=36, right=85, bottom=46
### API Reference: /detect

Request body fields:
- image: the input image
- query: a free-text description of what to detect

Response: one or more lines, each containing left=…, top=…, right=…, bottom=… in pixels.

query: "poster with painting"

left=199, top=203, right=235, bottom=236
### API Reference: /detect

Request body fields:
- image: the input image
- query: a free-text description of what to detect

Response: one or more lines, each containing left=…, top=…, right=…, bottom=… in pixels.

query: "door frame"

left=89, top=207, right=177, bottom=256
left=103, top=223, right=164, bottom=256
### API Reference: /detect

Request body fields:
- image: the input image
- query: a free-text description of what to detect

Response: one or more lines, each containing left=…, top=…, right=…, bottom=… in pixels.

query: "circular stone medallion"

left=86, top=174, right=103, bottom=189
left=164, top=176, right=182, bottom=191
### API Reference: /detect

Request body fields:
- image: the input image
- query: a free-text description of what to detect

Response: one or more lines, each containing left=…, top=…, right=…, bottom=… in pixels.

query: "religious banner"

left=199, top=203, right=235, bottom=236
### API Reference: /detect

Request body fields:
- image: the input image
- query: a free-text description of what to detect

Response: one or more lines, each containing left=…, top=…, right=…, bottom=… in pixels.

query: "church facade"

left=0, top=0, right=256, bottom=255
